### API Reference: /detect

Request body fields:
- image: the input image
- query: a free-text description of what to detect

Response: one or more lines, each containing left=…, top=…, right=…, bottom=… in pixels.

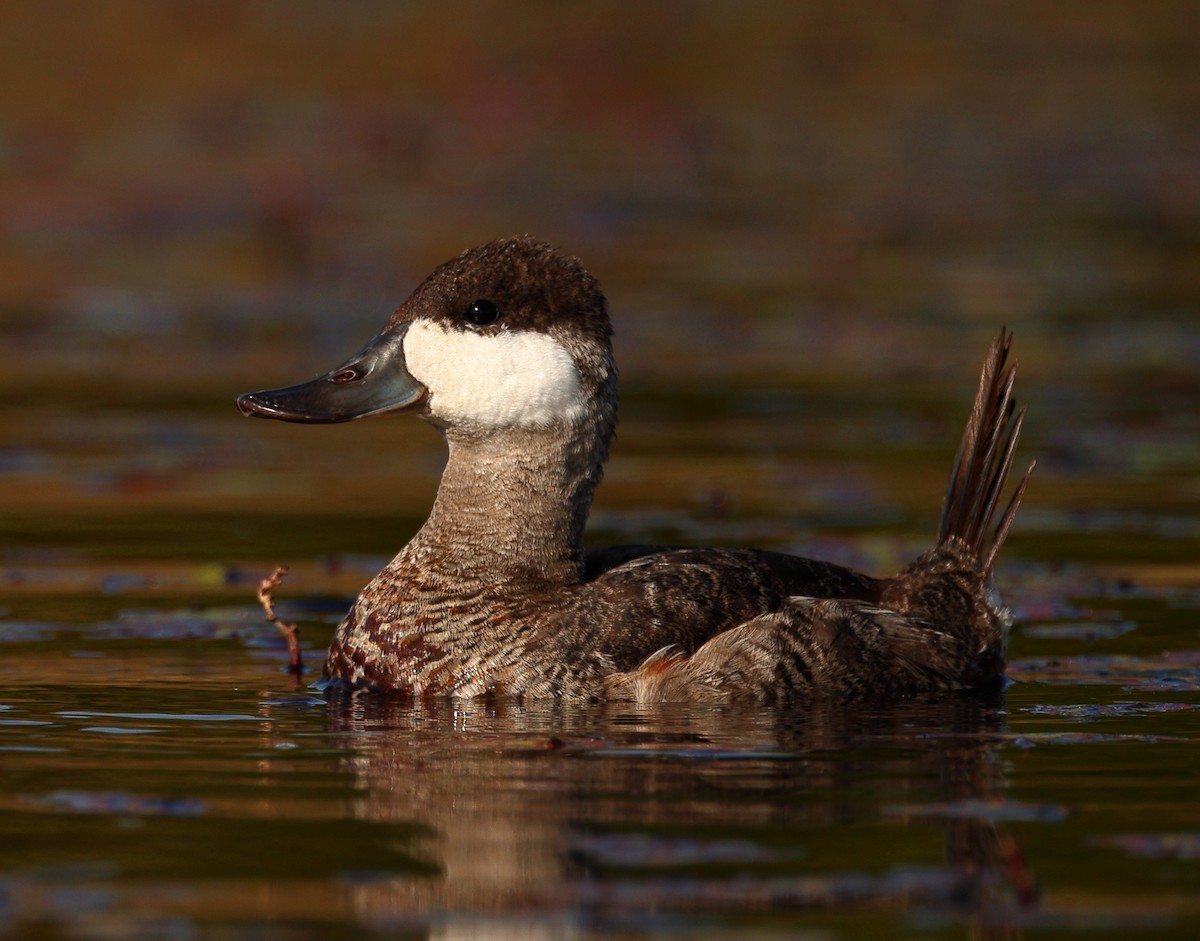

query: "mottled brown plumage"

left=238, top=237, right=1032, bottom=703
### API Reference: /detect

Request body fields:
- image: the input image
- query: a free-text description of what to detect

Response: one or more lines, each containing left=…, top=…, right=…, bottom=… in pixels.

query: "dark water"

left=3, top=2, right=1200, bottom=939
left=3, top=344, right=1198, bottom=940
left=2, top=614, right=1198, bottom=939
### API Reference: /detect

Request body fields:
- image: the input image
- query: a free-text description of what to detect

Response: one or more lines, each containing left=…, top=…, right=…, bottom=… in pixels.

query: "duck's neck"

left=399, top=423, right=608, bottom=587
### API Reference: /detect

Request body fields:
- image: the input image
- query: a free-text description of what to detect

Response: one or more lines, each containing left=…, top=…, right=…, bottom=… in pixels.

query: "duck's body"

left=238, top=237, right=1031, bottom=703
left=328, top=545, right=881, bottom=699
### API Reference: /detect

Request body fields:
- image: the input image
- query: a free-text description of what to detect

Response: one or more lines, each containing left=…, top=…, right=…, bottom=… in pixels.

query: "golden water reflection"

left=322, top=696, right=1019, bottom=935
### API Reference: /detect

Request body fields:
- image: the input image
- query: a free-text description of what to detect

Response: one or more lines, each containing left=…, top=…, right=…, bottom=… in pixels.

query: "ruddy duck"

left=238, top=237, right=1032, bottom=702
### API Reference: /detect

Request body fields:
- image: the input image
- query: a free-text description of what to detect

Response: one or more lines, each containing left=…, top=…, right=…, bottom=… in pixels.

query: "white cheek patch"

left=403, top=319, right=588, bottom=431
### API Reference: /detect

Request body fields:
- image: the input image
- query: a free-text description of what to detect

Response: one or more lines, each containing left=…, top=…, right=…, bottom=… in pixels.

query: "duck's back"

left=557, top=546, right=881, bottom=672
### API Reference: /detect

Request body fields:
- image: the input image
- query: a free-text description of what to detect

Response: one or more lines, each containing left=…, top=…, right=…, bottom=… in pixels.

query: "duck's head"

left=237, top=237, right=617, bottom=442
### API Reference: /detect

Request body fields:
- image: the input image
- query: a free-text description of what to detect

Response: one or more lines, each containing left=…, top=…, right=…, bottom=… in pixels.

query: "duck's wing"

left=604, top=594, right=1002, bottom=704
left=562, top=547, right=879, bottom=672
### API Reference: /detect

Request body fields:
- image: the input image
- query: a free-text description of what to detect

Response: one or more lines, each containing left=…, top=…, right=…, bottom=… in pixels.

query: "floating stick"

left=257, top=565, right=303, bottom=675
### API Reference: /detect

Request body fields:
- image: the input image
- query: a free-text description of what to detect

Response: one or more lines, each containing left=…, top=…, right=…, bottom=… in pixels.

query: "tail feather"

left=938, top=327, right=1033, bottom=573
left=985, top=455, right=1034, bottom=574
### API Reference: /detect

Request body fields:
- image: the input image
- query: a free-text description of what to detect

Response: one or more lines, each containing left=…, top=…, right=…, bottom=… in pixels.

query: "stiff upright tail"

left=938, top=328, right=1034, bottom=574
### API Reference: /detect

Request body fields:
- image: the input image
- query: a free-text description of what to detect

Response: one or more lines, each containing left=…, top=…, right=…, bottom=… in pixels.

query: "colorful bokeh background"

left=2, top=1, right=1198, bottom=542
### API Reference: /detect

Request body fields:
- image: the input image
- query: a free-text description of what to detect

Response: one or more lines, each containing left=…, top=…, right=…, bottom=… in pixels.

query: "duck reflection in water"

left=238, top=237, right=1032, bottom=702
left=317, top=695, right=1035, bottom=936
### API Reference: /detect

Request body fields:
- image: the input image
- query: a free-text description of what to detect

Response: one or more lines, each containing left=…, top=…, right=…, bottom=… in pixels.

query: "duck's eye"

left=463, top=299, right=500, bottom=327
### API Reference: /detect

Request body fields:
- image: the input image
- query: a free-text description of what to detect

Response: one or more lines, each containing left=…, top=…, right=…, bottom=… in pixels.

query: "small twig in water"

left=257, top=565, right=304, bottom=675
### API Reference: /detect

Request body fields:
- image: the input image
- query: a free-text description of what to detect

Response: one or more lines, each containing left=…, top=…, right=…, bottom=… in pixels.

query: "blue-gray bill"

left=236, top=324, right=426, bottom=423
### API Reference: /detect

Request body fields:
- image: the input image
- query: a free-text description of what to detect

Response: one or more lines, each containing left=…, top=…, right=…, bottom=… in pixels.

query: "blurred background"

left=0, top=0, right=1197, bottom=571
